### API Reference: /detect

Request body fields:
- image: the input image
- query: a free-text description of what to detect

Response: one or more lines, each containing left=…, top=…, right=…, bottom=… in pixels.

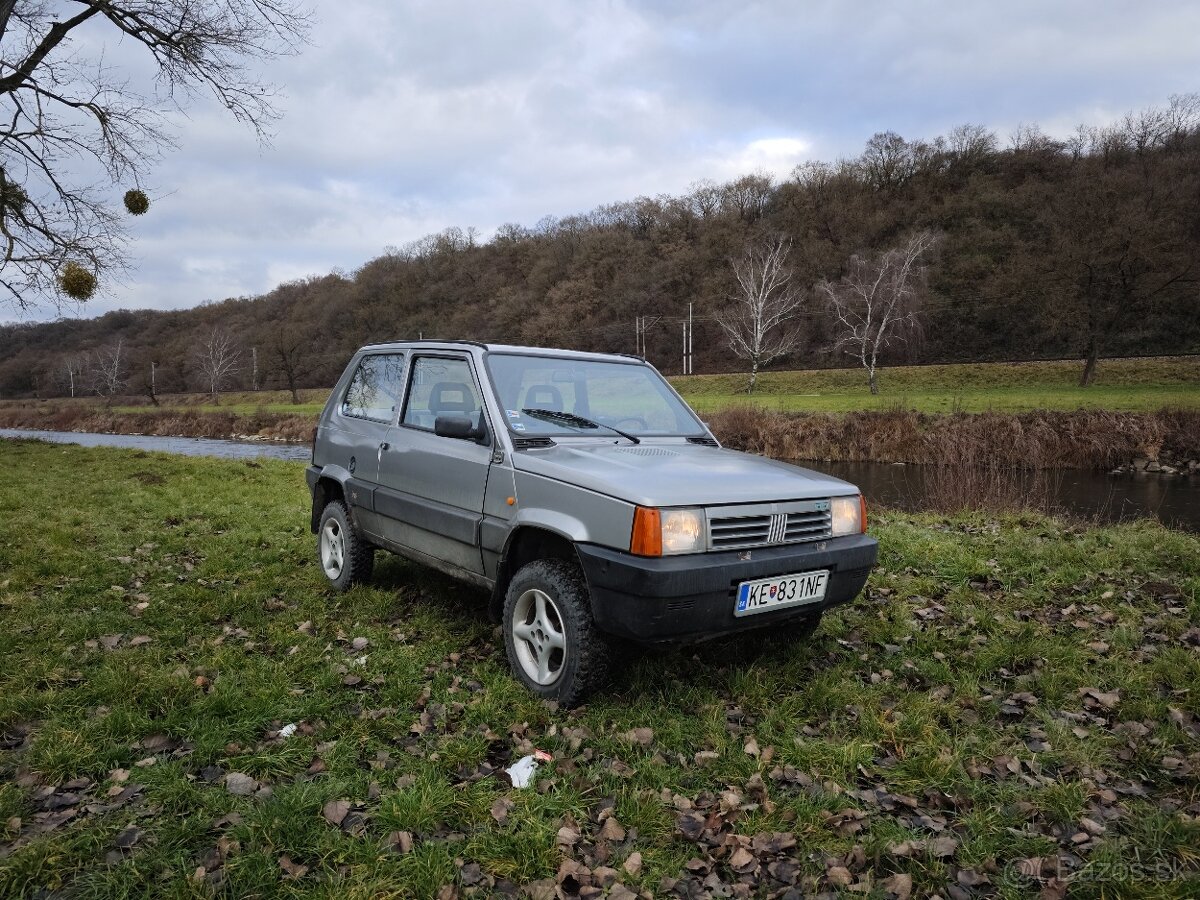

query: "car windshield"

left=485, top=353, right=705, bottom=438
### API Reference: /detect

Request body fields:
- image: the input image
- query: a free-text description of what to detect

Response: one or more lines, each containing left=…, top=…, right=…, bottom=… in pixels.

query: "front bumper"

left=576, top=534, right=878, bottom=644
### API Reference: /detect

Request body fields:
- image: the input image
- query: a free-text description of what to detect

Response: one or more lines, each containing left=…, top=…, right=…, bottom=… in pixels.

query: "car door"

left=325, top=351, right=407, bottom=538
left=375, top=353, right=492, bottom=574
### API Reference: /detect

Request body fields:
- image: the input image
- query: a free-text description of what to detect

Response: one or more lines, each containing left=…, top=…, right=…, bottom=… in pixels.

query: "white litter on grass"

left=505, top=749, right=553, bottom=788
left=279, top=724, right=298, bottom=738
left=352, top=656, right=368, bottom=667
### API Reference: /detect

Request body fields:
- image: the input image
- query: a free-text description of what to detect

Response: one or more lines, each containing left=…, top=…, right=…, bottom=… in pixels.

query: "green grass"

left=2, top=441, right=1199, bottom=897
left=673, top=356, right=1200, bottom=414
left=110, top=388, right=328, bottom=417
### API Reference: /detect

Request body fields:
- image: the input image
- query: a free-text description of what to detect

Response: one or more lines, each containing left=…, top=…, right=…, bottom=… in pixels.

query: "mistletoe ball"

left=123, top=189, right=150, bottom=215
left=60, top=262, right=97, bottom=300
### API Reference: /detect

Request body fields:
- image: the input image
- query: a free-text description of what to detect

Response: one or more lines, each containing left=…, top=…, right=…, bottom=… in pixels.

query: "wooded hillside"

left=2, top=98, right=1198, bottom=399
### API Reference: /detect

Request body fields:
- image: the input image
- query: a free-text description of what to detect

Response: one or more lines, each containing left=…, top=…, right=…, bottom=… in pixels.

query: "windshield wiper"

left=521, top=408, right=640, bottom=445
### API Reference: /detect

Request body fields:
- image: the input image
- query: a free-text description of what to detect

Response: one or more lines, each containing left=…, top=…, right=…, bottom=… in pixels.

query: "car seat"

left=522, top=384, right=564, bottom=412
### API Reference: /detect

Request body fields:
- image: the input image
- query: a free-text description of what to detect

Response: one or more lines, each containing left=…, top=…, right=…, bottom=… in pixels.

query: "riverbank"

left=0, top=404, right=314, bottom=443
left=4, top=401, right=1196, bottom=475
left=2, top=353, right=1197, bottom=471
left=2, top=442, right=1198, bottom=896
left=706, top=406, right=1200, bottom=471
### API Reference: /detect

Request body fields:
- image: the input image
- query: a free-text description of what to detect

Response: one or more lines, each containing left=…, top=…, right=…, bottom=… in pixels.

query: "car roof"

left=356, top=340, right=644, bottom=365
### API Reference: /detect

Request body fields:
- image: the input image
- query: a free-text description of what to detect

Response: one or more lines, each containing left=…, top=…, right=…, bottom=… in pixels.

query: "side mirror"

left=434, top=414, right=487, bottom=442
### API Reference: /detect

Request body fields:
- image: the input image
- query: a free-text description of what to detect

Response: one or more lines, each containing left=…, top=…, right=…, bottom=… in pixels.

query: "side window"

left=341, top=354, right=406, bottom=422
left=402, top=357, right=483, bottom=431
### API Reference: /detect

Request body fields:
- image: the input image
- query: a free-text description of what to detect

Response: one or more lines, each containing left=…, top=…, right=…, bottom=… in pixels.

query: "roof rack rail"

left=421, top=339, right=490, bottom=349
left=368, top=338, right=490, bottom=349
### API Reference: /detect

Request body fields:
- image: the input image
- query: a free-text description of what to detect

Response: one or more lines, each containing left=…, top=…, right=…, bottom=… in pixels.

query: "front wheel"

left=503, top=559, right=611, bottom=707
left=317, top=500, right=374, bottom=591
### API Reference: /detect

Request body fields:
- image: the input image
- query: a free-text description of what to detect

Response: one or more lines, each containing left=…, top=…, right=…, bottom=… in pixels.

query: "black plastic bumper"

left=576, top=534, right=878, bottom=644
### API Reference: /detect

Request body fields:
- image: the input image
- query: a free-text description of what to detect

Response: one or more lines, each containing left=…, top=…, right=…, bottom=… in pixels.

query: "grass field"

left=110, top=389, right=328, bottom=418
left=673, top=357, right=1200, bottom=415
left=1, top=441, right=1198, bottom=897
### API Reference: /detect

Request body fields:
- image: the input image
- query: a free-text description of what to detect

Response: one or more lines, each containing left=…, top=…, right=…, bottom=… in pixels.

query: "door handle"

left=379, top=441, right=390, bottom=451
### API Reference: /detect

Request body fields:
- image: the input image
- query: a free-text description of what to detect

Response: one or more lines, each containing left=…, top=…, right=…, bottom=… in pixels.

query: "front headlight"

left=661, top=508, right=705, bottom=555
left=830, top=495, right=866, bottom=536
left=631, top=506, right=706, bottom=556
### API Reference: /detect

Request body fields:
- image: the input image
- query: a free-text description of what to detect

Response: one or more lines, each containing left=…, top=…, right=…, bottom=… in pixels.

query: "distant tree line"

left=1, top=96, right=1198, bottom=399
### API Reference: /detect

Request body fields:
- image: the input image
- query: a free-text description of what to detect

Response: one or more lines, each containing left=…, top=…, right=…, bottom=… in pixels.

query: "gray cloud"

left=16, top=0, right=1198, bottom=322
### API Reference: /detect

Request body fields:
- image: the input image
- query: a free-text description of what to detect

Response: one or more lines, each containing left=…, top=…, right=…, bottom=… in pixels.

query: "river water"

left=3, top=428, right=1196, bottom=531
left=0, top=428, right=313, bottom=461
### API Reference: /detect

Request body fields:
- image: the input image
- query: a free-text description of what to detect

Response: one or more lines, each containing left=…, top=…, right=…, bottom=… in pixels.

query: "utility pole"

left=687, top=302, right=694, bottom=374
left=251, top=346, right=259, bottom=391
left=682, top=322, right=687, bottom=374
left=150, top=361, right=156, bottom=396
left=635, top=317, right=642, bottom=357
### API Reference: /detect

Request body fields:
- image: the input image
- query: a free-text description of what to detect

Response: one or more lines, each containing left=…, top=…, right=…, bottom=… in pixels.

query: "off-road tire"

left=503, top=558, right=612, bottom=707
left=317, top=500, right=374, bottom=591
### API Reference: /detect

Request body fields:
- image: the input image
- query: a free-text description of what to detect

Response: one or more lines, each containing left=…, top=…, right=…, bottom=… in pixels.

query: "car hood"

left=510, top=441, right=857, bottom=507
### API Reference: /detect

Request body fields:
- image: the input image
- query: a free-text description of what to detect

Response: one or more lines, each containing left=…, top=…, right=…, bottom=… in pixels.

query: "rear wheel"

left=317, top=500, right=374, bottom=591
left=503, top=559, right=611, bottom=707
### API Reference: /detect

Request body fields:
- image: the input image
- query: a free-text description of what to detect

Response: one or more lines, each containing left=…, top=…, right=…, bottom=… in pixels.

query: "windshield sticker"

left=512, top=422, right=527, bottom=431
left=506, top=409, right=522, bottom=419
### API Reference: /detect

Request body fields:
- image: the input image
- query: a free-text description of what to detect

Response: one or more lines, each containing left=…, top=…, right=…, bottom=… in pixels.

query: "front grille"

left=707, top=500, right=831, bottom=551
left=709, top=515, right=773, bottom=549
left=785, top=509, right=830, bottom=541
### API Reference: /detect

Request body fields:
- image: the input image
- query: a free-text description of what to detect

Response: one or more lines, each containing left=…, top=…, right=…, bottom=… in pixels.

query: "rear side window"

left=341, top=354, right=406, bottom=422
left=402, top=356, right=483, bottom=431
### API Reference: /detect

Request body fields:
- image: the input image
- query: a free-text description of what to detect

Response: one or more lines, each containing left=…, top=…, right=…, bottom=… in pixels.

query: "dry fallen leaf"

left=598, top=816, right=626, bottom=842
left=224, top=773, right=257, bottom=796
left=322, top=799, right=350, bottom=827
left=928, top=835, right=959, bottom=858
left=490, top=797, right=514, bottom=825
left=279, top=855, right=308, bottom=880
left=1080, top=687, right=1120, bottom=710
left=728, top=847, right=756, bottom=873
left=827, top=865, right=853, bottom=886
left=387, top=830, right=414, bottom=854
left=622, top=727, right=654, bottom=746
left=882, top=872, right=913, bottom=899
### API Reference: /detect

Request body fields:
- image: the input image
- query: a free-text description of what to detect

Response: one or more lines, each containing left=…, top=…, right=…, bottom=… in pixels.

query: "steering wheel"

left=609, top=416, right=648, bottom=431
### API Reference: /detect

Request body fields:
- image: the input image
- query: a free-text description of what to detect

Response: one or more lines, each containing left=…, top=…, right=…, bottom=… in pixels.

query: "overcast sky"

left=16, top=0, right=1200, bottom=322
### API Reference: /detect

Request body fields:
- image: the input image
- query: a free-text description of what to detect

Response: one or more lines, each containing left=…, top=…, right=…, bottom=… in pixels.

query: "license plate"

left=735, top=570, right=829, bottom=617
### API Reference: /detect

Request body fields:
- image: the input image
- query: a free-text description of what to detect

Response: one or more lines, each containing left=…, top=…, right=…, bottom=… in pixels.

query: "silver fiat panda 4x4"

left=307, top=341, right=876, bottom=705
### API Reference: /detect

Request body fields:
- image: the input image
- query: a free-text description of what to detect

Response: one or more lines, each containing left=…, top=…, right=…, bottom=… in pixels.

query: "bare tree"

left=271, top=324, right=311, bottom=404
left=859, top=132, right=915, bottom=191
left=715, top=236, right=807, bottom=393
left=0, top=1, right=311, bottom=313
left=61, top=353, right=87, bottom=398
left=90, top=339, right=127, bottom=405
left=194, top=327, right=241, bottom=403
left=818, top=231, right=939, bottom=394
